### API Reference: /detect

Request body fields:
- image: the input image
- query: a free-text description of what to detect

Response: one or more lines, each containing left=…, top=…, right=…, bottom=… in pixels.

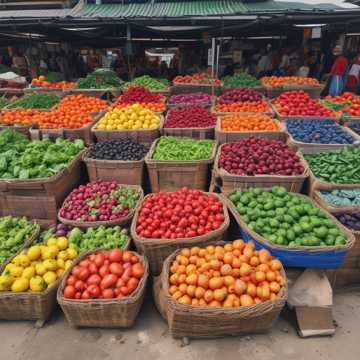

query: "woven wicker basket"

left=171, top=83, right=221, bottom=96
left=58, top=185, right=144, bottom=229
left=83, top=150, right=146, bottom=185
left=145, top=138, right=217, bottom=192
left=57, top=249, right=148, bottom=328
left=215, top=116, right=286, bottom=144
left=131, top=193, right=230, bottom=275
left=153, top=246, right=287, bottom=339
left=223, top=194, right=355, bottom=268
left=213, top=144, right=308, bottom=195
left=272, top=105, right=339, bottom=122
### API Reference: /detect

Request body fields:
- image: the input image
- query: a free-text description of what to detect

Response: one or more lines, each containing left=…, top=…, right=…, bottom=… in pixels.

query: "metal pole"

left=216, top=42, right=220, bottom=79
left=211, top=37, right=215, bottom=78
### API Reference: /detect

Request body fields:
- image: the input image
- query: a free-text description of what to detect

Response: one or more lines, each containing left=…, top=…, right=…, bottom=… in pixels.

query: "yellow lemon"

left=4, top=263, right=15, bottom=273
left=11, top=278, right=29, bottom=292
left=42, top=245, right=59, bottom=260
left=43, top=259, right=57, bottom=271
left=9, top=266, right=23, bottom=278
left=57, top=250, right=69, bottom=261
left=56, top=237, right=69, bottom=250
left=47, top=238, right=58, bottom=247
left=67, top=248, right=77, bottom=260
left=57, top=258, right=65, bottom=269
left=35, top=263, right=47, bottom=276
left=43, top=271, right=57, bottom=285
left=27, top=245, right=41, bottom=261
left=22, top=266, right=35, bottom=280
left=56, top=268, right=65, bottom=278
left=13, top=254, right=30, bottom=268
left=30, top=276, right=47, bottom=292
left=65, top=260, right=73, bottom=270
left=0, top=274, right=14, bottom=291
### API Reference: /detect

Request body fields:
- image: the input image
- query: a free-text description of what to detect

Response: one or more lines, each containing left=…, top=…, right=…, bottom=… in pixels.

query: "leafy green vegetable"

left=77, top=70, right=124, bottom=89
left=6, top=93, right=60, bottom=109
left=46, top=72, right=64, bottom=83
left=222, top=73, right=260, bottom=89
left=152, top=136, right=214, bottom=161
left=123, top=75, right=169, bottom=91
left=0, top=97, right=9, bottom=109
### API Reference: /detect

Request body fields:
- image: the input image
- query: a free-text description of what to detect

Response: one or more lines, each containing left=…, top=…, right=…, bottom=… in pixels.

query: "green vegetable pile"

left=229, top=186, right=347, bottom=247
left=6, top=93, right=60, bottom=109
left=68, top=226, right=129, bottom=253
left=304, top=147, right=360, bottom=184
left=320, top=189, right=360, bottom=206
left=152, top=136, right=215, bottom=161
left=77, top=70, right=124, bottom=89
left=0, top=97, right=9, bottom=109
left=46, top=72, right=64, bottom=83
left=0, top=216, right=37, bottom=264
left=222, top=73, right=261, bottom=89
left=124, top=75, right=169, bottom=91
left=322, top=99, right=350, bottom=112
left=0, top=129, right=85, bottom=179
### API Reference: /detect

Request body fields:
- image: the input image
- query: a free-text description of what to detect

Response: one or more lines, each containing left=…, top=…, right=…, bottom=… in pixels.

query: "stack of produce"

left=218, top=137, right=304, bottom=176
left=324, top=92, right=360, bottom=118
left=88, top=139, right=148, bottom=161
left=33, top=94, right=107, bottom=129
left=0, top=130, right=84, bottom=179
left=68, top=226, right=129, bottom=253
left=286, top=119, right=355, bottom=144
left=0, top=236, right=77, bottom=292
left=320, top=189, right=360, bottom=207
left=41, top=223, right=72, bottom=241
left=59, top=181, right=141, bottom=222
left=152, top=136, right=214, bottom=161
left=45, top=72, right=64, bottom=83
left=214, top=101, right=271, bottom=114
left=218, top=88, right=263, bottom=104
left=261, top=76, right=320, bottom=87
left=220, top=114, right=279, bottom=132
left=164, top=106, right=216, bottom=128
left=222, top=73, right=261, bottom=89
left=0, top=108, right=42, bottom=126
left=135, top=188, right=225, bottom=239
left=229, top=186, right=347, bottom=246
left=334, top=213, right=360, bottom=231
left=274, top=91, right=335, bottom=117
left=95, top=104, right=160, bottom=130
left=62, top=248, right=145, bottom=299
left=0, top=216, right=38, bottom=265
left=168, top=92, right=213, bottom=107
left=6, top=93, right=60, bottom=109
left=304, top=147, right=360, bottom=184
left=31, top=75, right=76, bottom=89
left=77, top=70, right=124, bottom=89
left=123, top=75, right=169, bottom=92
left=168, top=240, right=285, bottom=307
left=113, top=86, right=165, bottom=112
left=173, top=72, right=222, bottom=86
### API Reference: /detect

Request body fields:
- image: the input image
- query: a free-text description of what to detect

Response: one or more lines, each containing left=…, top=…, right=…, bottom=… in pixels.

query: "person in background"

left=329, top=45, right=348, bottom=96
left=223, top=62, right=234, bottom=77
left=346, top=52, right=360, bottom=93
left=279, top=49, right=290, bottom=75
left=297, top=58, right=310, bottom=78
left=159, top=60, right=169, bottom=79
left=256, top=49, right=272, bottom=77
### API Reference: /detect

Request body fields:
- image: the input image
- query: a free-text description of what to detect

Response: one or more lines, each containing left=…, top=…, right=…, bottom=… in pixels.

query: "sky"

left=280, top=0, right=356, bottom=7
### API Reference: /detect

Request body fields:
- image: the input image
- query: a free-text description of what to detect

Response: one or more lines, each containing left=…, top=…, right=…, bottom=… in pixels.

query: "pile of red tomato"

left=135, top=188, right=226, bottom=239
left=63, top=249, right=145, bottom=300
left=325, top=92, right=360, bottom=117
left=274, top=91, right=335, bottom=117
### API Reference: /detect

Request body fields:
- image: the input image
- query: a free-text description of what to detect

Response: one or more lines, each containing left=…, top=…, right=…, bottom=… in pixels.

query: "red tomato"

left=104, top=259, right=110, bottom=266
left=116, top=278, right=125, bottom=288
left=109, top=262, right=123, bottom=276
left=108, top=248, right=123, bottom=263
left=74, top=280, right=86, bottom=291
left=66, top=275, right=77, bottom=286
left=79, top=259, right=90, bottom=268
left=120, top=286, right=131, bottom=296
left=130, top=255, right=139, bottom=264
left=99, top=264, right=110, bottom=277
left=102, top=288, right=114, bottom=299
left=127, top=277, right=139, bottom=292
left=78, top=268, right=90, bottom=281
left=75, top=292, right=81, bottom=299
left=123, top=262, right=131, bottom=269
left=100, top=274, right=118, bottom=290
left=88, top=263, right=98, bottom=275
left=121, top=267, right=132, bottom=283
left=94, top=253, right=105, bottom=267
left=87, top=284, right=101, bottom=298
left=72, top=265, right=82, bottom=278
left=132, top=263, right=145, bottom=279
left=122, top=251, right=133, bottom=263
left=87, top=274, right=101, bottom=285
left=64, top=285, right=76, bottom=299
left=89, top=254, right=96, bottom=262
left=81, top=291, right=91, bottom=300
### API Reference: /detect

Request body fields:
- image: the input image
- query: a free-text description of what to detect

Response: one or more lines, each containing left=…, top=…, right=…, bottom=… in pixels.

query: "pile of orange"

left=34, top=95, right=108, bottom=129
left=168, top=240, right=285, bottom=308
left=0, top=109, right=42, bottom=126
left=261, top=76, right=319, bottom=87
left=214, top=101, right=271, bottom=114
left=31, top=75, right=77, bottom=89
left=221, top=114, right=279, bottom=132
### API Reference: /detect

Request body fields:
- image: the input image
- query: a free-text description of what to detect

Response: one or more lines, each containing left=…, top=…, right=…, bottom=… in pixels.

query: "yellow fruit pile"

left=0, top=237, right=77, bottom=293
left=95, top=104, right=161, bottom=130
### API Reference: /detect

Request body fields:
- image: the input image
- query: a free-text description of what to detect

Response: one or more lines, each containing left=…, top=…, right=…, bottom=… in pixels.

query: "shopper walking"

left=329, top=45, right=348, bottom=96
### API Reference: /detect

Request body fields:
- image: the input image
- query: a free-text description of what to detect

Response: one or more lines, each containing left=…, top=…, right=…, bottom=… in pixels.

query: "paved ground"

left=1, top=288, right=359, bottom=360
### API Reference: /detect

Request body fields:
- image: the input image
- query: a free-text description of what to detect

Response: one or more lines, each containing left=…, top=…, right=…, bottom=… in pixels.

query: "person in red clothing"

left=329, top=45, right=348, bottom=96
left=346, top=53, right=360, bottom=92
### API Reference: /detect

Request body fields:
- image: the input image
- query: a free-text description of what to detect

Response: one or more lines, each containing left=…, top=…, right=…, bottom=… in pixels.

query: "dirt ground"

left=0, top=288, right=359, bottom=360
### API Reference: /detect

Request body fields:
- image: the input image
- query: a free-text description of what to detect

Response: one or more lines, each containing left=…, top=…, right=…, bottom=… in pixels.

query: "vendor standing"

left=346, top=53, right=360, bottom=93
left=329, top=45, right=348, bottom=96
